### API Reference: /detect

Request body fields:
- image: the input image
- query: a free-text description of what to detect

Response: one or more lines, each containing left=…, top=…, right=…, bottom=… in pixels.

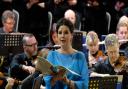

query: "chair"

left=106, top=12, right=111, bottom=33
left=100, top=35, right=106, bottom=52
left=78, top=21, right=81, bottom=31
left=48, top=11, right=53, bottom=33
left=48, top=11, right=53, bottom=42
left=13, top=9, right=19, bottom=32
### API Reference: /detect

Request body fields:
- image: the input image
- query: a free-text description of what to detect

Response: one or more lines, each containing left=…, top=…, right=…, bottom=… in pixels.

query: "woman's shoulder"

left=73, top=50, right=86, bottom=59
left=48, top=50, right=57, bottom=54
left=49, top=49, right=84, bottom=56
left=74, top=50, right=85, bottom=56
left=48, top=50, right=60, bottom=56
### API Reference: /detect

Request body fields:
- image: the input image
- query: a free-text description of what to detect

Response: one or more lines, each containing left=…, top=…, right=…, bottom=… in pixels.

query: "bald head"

left=64, top=9, right=76, bottom=25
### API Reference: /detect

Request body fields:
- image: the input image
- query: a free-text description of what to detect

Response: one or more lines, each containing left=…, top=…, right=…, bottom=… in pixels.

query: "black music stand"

left=89, top=76, right=118, bottom=89
left=72, top=31, right=83, bottom=51
left=0, top=33, right=26, bottom=56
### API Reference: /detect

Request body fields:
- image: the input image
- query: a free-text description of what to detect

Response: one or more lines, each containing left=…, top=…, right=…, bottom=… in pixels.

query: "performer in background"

left=0, top=0, right=13, bottom=27
left=38, top=23, right=60, bottom=59
left=116, top=15, right=128, bottom=51
left=86, top=31, right=107, bottom=68
left=90, top=34, right=128, bottom=89
left=64, top=9, right=81, bottom=30
left=0, top=10, right=18, bottom=89
left=10, top=33, right=38, bottom=89
left=0, top=10, right=15, bottom=33
left=43, top=18, right=89, bottom=89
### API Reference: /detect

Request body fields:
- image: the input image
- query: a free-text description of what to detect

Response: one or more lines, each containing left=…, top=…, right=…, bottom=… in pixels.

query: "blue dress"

left=43, top=50, right=89, bottom=89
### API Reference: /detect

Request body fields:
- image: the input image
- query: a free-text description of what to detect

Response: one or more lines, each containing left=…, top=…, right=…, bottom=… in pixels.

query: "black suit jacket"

left=10, top=53, right=35, bottom=81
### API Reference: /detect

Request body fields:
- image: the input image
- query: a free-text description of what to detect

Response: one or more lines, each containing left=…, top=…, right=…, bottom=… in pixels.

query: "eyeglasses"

left=25, top=42, right=38, bottom=47
left=5, top=19, right=15, bottom=25
left=107, top=50, right=119, bottom=55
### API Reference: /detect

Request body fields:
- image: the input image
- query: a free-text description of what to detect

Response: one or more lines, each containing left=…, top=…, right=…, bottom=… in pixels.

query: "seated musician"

left=90, top=34, right=128, bottom=89
left=86, top=31, right=107, bottom=68
left=38, top=23, right=60, bottom=58
left=116, top=16, right=128, bottom=51
left=0, top=10, right=17, bottom=88
left=10, top=33, right=43, bottom=89
left=0, top=10, right=16, bottom=33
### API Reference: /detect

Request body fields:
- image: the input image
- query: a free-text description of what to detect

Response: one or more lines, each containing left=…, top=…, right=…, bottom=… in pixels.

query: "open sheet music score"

left=0, top=33, right=26, bottom=56
left=35, top=56, right=81, bottom=77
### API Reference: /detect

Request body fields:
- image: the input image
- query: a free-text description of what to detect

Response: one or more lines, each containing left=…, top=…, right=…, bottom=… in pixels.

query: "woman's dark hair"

left=56, top=18, right=74, bottom=34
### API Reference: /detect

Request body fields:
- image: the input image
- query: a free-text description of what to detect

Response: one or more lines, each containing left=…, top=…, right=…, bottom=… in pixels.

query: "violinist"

left=10, top=33, right=38, bottom=89
left=90, top=34, right=128, bottom=89
left=38, top=23, right=60, bottom=59
left=116, top=16, right=128, bottom=51
left=86, top=31, right=107, bottom=68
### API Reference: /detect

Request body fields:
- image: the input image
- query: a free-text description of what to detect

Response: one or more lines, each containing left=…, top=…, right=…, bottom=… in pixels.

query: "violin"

left=88, top=50, right=107, bottom=67
left=113, top=56, right=128, bottom=74
left=93, top=50, right=107, bottom=61
left=0, top=72, right=22, bottom=87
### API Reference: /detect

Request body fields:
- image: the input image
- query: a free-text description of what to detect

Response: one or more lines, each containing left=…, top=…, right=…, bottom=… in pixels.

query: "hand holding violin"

left=114, top=56, right=128, bottom=74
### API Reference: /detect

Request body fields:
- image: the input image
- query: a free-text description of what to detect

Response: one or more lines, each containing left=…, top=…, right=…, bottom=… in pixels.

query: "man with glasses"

left=90, top=34, right=128, bottom=89
left=0, top=10, right=17, bottom=89
left=90, top=34, right=119, bottom=77
left=10, top=33, right=38, bottom=89
left=0, top=10, right=15, bottom=33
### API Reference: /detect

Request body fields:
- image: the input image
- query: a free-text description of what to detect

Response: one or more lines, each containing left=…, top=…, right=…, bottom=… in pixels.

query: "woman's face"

left=57, top=25, right=73, bottom=46
left=64, top=11, right=76, bottom=25
left=87, top=41, right=99, bottom=55
left=3, top=18, right=15, bottom=33
left=117, top=26, right=128, bottom=40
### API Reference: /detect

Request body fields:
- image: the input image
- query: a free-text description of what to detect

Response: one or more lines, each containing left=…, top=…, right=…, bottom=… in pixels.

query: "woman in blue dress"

left=43, top=18, right=89, bottom=89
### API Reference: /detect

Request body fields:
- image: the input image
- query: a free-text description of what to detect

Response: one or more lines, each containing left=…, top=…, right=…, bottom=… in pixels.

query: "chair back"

left=106, top=12, right=111, bottom=33
left=48, top=11, right=53, bottom=32
left=12, top=9, right=19, bottom=32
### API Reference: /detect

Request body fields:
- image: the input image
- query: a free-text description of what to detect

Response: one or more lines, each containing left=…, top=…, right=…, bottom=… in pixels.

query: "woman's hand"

left=50, top=69, right=67, bottom=86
